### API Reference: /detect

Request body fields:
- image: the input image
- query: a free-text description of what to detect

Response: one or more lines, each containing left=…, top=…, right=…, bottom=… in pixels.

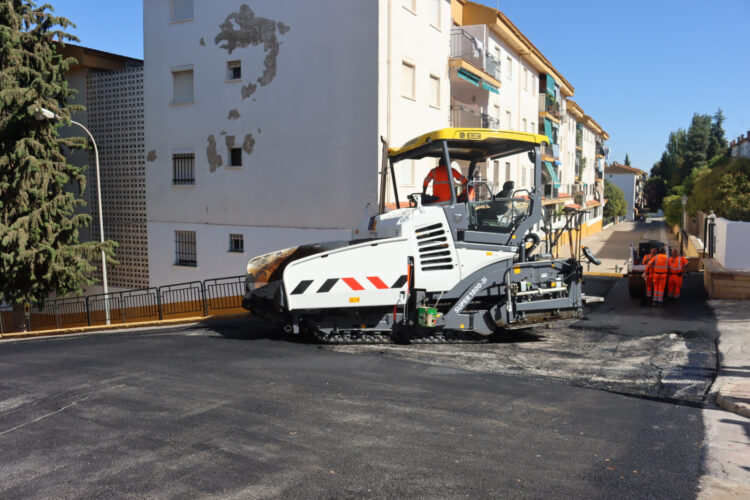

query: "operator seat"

left=496, top=180, right=515, bottom=199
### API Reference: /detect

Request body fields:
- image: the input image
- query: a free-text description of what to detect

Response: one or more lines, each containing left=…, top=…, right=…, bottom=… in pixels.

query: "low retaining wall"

left=704, top=258, right=750, bottom=299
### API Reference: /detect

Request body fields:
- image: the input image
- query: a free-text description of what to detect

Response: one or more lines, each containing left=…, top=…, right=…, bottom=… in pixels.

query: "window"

left=172, top=69, right=193, bottom=103
left=430, top=0, right=441, bottom=29
left=523, top=68, right=528, bottom=91
left=428, top=74, right=440, bottom=108
left=521, top=166, right=527, bottom=186
left=506, top=57, right=512, bottom=80
left=505, top=110, right=511, bottom=129
left=170, top=0, right=193, bottom=21
left=531, top=121, right=535, bottom=134
left=494, top=104, right=501, bottom=120
left=227, top=61, right=241, bottom=80
left=229, top=147, right=242, bottom=167
left=403, top=0, right=416, bottom=13
left=492, top=161, right=500, bottom=188
left=175, top=231, right=196, bottom=266
left=505, top=162, right=511, bottom=182
left=532, top=75, right=536, bottom=93
left=522, top=118, right=527, bottom=132
left=229, top=234, right=244, bottom=253
left=173, top=152, right=195, bottom=185
left=401, top=61, right=415, bottom=99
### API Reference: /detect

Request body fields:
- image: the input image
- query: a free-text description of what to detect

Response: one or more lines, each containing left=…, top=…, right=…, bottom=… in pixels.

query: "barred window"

left=175, top=231, right=196, bottom=266
left=227, top=61, right=241, bottom=80
left=229, top=233, right=244, bottom=253
left=173, top=153, right=195, bottom=185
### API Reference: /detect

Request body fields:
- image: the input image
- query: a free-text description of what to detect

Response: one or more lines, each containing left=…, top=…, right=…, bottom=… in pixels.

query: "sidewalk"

left=556, top=218, right=679, bottom=276
left=700, top=300, right=750, bottom=498
left=708, top=300, right=750, bottom=418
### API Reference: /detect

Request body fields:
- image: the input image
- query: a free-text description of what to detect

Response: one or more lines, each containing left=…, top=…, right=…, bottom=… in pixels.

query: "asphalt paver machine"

left=242, top=128, right=600, bottom=343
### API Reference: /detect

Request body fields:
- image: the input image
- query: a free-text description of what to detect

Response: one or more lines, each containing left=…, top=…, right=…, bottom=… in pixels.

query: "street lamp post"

left=681, top=194, right=688, bottom=256
left=35, top=107, right=110, bottom=324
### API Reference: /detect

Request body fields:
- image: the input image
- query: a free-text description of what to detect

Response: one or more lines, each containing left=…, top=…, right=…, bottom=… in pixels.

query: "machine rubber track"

left=312, top=330, right=491, bottom=345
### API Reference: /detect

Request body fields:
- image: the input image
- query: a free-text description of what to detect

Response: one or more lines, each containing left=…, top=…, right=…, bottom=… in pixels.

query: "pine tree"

left=0, top=1, right=117, bottom=306
left=683, top=113, right=712, bottom=176
left=624, top=153, right=631, bottom=166
left=707, top=108, right=728, bottom=160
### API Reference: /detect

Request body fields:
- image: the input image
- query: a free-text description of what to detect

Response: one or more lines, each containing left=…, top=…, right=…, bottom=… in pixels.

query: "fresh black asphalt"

left=0, top=317, right=705, bottom=498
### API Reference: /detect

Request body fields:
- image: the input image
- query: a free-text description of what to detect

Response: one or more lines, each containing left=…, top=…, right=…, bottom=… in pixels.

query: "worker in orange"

left=667, top=249, right=689, bottom=299
left=646, top=247, right=669, bottom=306
left=642, top=247, right=658, bottom=304
left=422, top=161, right=467, bottom=203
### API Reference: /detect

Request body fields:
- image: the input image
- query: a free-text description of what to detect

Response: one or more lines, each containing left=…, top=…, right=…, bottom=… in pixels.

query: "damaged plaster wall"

left=214, top=4, right=290, bottom=100
left=206, top=135, right=223, bottom=172
left=143, top=0, right=378, bottom=276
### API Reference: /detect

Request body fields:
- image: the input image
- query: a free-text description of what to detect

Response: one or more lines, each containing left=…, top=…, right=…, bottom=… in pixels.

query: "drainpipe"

left=386, top=0, right=392, bottom=206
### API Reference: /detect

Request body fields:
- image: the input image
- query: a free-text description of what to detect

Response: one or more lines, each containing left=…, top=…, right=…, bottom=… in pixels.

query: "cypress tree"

left=624, top=153, right=631, bottom=166
left=707, top=108, right=728, bottom=160
left=0, top=0, right=117, bottom=306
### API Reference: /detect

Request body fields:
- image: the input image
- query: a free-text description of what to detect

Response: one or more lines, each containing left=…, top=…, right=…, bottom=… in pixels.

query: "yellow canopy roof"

left=389, top=128, right=548, bottom=162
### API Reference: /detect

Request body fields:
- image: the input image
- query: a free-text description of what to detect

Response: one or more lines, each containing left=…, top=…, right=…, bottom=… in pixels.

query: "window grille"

left=175, top=231, right=197, bottom=266
left=227, top=61, right=241, bottom=80
left=229, top=234, right=244, bottom=253
left=173, top=153, right=195, bottom=184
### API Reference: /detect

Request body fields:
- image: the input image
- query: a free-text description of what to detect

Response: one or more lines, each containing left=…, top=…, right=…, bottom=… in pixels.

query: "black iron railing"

left=0, top=274, right=248, bottom=335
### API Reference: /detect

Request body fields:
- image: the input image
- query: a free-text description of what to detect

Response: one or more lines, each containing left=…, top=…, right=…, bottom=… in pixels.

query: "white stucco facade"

left=605, top=172, right=636, bottom=221
left=144, top=0, right=451, bottom=286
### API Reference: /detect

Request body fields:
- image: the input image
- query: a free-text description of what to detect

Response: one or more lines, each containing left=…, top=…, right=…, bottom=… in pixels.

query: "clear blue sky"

left=48, top=0, right=750, bottom=173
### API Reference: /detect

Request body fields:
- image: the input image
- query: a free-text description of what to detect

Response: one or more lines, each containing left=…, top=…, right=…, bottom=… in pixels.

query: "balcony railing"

left=538, top=93, right=561, bottom=120
left=450, top=106, right=501, bottom=129
left=451, top=105, right=481, bottom=128
left=450, top=28, right=499, bottom=80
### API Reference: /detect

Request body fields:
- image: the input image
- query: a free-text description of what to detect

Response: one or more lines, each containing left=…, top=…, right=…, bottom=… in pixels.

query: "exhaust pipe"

left=283, top=324, right=295, bottom=334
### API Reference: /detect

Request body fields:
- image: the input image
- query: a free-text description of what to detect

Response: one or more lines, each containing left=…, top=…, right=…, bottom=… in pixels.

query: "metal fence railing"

left=0, top=274, right=247, bottom=336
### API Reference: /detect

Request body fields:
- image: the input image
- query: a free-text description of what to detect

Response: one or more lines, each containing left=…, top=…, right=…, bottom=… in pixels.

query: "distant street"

left=1, top=312, right=706, bottom=498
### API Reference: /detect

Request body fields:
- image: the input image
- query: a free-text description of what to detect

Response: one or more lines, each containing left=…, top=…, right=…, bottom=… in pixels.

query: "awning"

left=546, top=73, right=556, bottom=95
left=544, top=161, right=561, bottom=188
left=544, top=119, right=554, bottom=143
left=481, top=81, right=499, bottom=94
left=457, top=68, right=480, bottom=87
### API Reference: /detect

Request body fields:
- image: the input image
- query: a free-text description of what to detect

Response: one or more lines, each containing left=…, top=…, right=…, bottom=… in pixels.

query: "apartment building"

left=449, top=1, right=573, bottom=195
left=605, top=163, right=647, bottom=222
left=144, top=0, right=451, bottom=286
left=450, top=1, right=609, bottom=238
left=563, top=100, right=607, bottom=234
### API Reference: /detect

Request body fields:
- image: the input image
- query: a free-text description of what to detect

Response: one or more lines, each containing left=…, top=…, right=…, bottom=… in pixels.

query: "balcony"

left=538, top=93, right=562, bottom=121
left=450, top=105, right=499, bottom=129
left=450, top=28, right=500, bottom=82
left=575, top=127, right=583, bottom=149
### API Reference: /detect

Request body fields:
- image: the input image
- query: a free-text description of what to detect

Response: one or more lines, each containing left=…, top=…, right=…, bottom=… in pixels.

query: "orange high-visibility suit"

left=642, top=250, right=657, bottom=299
left=668, top=254, right=689, bottom=298
left=647, top=253, right=669, bottom=304
left=423, top=164, right=467, bottom=202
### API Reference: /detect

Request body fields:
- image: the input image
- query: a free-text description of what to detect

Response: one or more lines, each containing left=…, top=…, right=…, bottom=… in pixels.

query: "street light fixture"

left=35, top=107, right=110, bottom=324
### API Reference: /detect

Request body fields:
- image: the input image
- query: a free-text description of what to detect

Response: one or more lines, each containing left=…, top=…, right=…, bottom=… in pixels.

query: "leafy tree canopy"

left=689, top=157, right=750, bottom=221
left=603, top=180, right=626, bottom=219
left=0, top=0, right=117, bottom=305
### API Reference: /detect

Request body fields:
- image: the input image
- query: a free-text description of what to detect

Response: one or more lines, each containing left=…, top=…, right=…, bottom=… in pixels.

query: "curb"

left=0, top=312, right=251, bottom=342
left=583, top=272, right=625, bottom=278
left=716, top=382, right=750, bottom=419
